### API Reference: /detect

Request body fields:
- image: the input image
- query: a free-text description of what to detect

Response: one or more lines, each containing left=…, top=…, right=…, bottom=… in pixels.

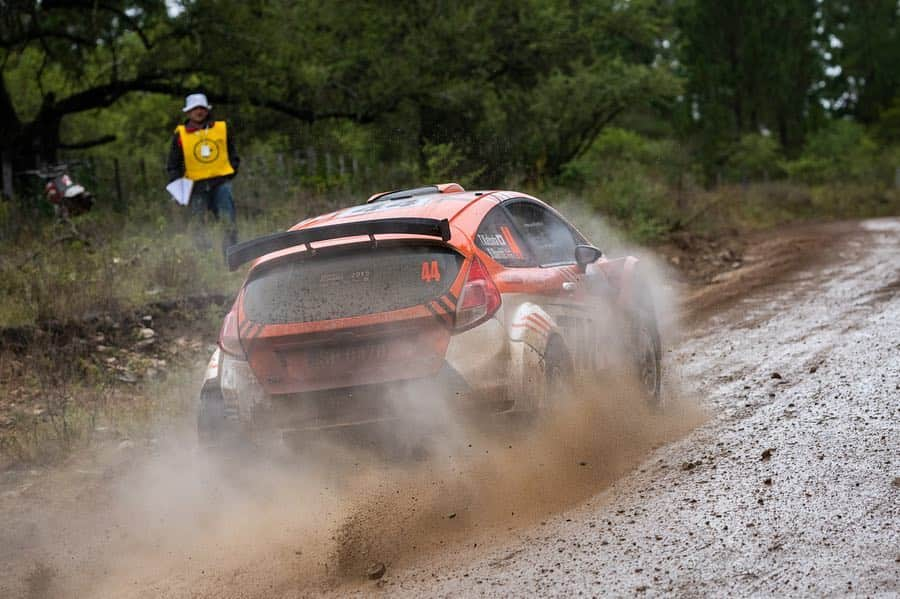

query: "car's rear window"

left=243, top=245, right=463, bottom=324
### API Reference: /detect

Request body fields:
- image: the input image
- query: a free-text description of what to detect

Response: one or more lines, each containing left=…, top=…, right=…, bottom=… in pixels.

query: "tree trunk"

left=0, top=75, right=25, bottom=191
left=1, top=151, right=13, bottom=200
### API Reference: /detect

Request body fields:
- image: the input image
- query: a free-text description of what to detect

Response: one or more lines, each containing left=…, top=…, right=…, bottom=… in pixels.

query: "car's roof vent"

left=367, top=182, right=465, bottom=204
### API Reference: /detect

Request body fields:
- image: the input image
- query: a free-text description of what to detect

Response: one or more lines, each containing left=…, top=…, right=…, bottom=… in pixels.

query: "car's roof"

left=291, top=190, right=502, bottom=231
left=243, top=188, right=544, bottom=272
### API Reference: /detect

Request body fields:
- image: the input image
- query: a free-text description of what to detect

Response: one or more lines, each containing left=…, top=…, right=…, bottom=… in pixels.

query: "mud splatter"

left=330, top=379, right=704, bottom=581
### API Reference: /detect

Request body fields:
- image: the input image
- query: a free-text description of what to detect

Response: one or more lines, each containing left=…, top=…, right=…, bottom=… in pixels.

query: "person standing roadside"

left=166, top=92, right=240, bottom=253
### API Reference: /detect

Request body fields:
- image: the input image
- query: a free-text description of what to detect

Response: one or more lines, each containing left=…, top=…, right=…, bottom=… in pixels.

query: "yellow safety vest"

left=176, top=121, right=235, bottom=181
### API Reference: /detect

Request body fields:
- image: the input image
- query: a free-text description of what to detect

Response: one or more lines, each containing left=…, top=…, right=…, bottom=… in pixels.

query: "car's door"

left=499, top=199, right=602, bottom=373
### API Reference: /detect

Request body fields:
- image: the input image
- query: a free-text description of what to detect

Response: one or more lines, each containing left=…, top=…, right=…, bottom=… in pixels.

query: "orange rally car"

left=198, top=183, right=661, bottom=447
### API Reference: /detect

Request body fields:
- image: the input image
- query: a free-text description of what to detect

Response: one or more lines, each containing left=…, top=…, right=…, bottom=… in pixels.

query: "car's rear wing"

left=225, top=217, right=452, bottom=271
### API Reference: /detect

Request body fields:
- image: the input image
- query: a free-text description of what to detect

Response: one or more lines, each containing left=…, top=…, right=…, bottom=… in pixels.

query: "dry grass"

left=674, top=182, right=900, bottom=235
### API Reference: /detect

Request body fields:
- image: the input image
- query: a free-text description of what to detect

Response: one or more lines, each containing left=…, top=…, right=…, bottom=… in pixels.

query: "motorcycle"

left=21, top=163, right=94, bottom=218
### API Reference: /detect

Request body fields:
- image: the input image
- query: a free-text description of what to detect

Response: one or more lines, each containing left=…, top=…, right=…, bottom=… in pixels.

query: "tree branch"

left=0, top=29, right=97, bottom=51
left=573, top=106, right=624, bottom=160
left=41, top=0, right=153, bottom=49
left=59, top=134, right=116, bottom=150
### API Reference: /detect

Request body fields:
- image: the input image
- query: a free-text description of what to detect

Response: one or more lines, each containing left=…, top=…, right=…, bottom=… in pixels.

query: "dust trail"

left=6, top=376, right=703, bottom=598
left=557, top=198, right=683, bottom=338
left=329, top=378, right=705, bottom=582
left=326, top=207, right=702, bottom=582
left=3, top=437, right=348, bottom=598
left=1, top=211, right=705, bottom=597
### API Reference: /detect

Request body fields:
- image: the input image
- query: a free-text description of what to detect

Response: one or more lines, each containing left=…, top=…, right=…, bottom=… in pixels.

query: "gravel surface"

left=348, top=218, right=899, bottom=597
left=1, top=219, right=897, bottom=598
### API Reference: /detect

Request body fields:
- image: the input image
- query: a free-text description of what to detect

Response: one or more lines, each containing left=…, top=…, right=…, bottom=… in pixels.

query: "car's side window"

left=504, top=200, right=578, bottom=266
left=475, top=206, right=536, bottom=267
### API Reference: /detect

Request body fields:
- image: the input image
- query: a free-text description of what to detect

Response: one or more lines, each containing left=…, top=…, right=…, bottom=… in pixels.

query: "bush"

left=782, top=120, right=880, bottom=184
left=558, top=170, right=675, bottom=243
left=556, top=128, right=687, bottom=242
left=726, top=134, right=783, bottom=181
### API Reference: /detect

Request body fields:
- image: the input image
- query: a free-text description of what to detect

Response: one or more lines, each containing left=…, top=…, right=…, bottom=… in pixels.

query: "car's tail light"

left=218, top=310, right=247, bottom=359
left=455, top=256, right=502, bottom=332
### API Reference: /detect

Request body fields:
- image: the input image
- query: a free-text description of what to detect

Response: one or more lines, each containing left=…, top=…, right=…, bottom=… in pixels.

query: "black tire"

left=629, top=282, right=663, bottom=406
left=631, top=313, right=662, bottom=405
left=197, top=381, right=239, bottom=448
left=540, top=335, right=574, bottom=409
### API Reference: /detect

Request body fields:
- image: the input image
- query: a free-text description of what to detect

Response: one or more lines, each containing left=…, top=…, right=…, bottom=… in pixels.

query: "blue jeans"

left=190, top=180, right=236, bottom=224
left=189, top=180, right=238, bottom=250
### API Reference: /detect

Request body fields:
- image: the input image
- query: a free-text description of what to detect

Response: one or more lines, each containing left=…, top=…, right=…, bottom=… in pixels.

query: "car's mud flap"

left=507, top=303, right=560, bottom=411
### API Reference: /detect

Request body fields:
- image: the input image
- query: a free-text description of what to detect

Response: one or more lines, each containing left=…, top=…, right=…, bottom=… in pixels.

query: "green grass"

left=1, top=173, right=898, bottom=468
left=0, top=187, right=349, bottom=327
left=544, top=179, right=900, bottom=245
left=2, top=178, right=899, bottom=328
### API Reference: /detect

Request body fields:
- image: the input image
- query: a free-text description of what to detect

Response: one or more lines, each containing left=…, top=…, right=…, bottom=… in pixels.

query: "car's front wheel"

left=539, top=335, right=574, bottom=409
left=630, top=311, right=662, bottom=406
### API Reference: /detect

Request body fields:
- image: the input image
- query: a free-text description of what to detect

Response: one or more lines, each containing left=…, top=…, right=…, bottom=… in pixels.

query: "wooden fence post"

left=306, top=147, right=317, bottom=177
left=1, top=151, right=13, bottom=199
left=139, top=158, right=147, bottom=188
left=113, top=158, right=124, bottom=210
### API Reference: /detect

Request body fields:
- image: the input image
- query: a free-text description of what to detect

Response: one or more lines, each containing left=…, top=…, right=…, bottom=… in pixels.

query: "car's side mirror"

left=574, top=245, right=603, bottom=272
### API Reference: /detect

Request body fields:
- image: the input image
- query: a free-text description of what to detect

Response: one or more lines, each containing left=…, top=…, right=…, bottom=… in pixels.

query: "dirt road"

left=357, top=218, right=899, bottom=597
left=1, top=218, right=898, bottom=598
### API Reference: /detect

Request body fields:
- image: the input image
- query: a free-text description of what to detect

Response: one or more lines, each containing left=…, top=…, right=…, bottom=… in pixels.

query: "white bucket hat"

left=182, top=93, right=212, bottom=112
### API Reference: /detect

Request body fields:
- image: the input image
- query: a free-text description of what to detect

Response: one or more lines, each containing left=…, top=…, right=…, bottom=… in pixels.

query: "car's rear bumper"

left=212, top=317, right=513, bottom=433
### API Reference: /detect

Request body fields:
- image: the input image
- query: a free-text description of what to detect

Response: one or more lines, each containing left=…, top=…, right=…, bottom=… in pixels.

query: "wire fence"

left=0, top=146, right=416, bottom=242
left=76, top=148, right=388, bottom=216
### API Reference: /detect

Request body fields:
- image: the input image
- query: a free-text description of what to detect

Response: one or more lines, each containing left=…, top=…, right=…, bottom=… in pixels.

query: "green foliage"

left=873, top=96, right=900, bottom=145
left=2, top=0, right=680, bottom=185
left=418, top=142, right=484, bottom=189
left=782, top=120, right=880, bottom=183
left=0, top=196, right=243, bottom=326
left=676, top=0, right=822, bottom=173
left=1, top=0, right=898, bottom=258
left=726, top=134, right=783, bottom=181
left=821, top=0, right=900, bottom=124
left=586, top=170, right=675, bottom=243
left=558, top=127, right=706, bottom=241
left=561, top=127, right=690, bottom=187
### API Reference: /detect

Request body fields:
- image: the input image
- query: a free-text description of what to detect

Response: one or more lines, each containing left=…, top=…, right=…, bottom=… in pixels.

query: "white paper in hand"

left=166, top=178, right=193, bottom=206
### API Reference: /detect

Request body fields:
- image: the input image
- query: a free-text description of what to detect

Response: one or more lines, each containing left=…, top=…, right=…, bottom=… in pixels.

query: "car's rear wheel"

left=197, top=382, right=242, bottom=448
left=539, top=335, right=574, bottom=409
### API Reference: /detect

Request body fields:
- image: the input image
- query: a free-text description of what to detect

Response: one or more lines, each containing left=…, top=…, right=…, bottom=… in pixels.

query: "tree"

left=821, top=0, right=900, bottom=124
left=676, top=0, right=821, bottom=174
left=2, top=0, right=679, bottom=194
left=190, top=0, right=679, bottom=182
left=1, top=1, right=193, bottom=172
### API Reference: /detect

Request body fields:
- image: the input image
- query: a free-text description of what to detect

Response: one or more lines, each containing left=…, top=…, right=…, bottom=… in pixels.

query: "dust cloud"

left=558, top=198, right=683, bottom=339
left=330, top=380, right=704, bottom=583
left=10, top=379, right=702, bottom=598
left=4, top=212, right=706, bottom=598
